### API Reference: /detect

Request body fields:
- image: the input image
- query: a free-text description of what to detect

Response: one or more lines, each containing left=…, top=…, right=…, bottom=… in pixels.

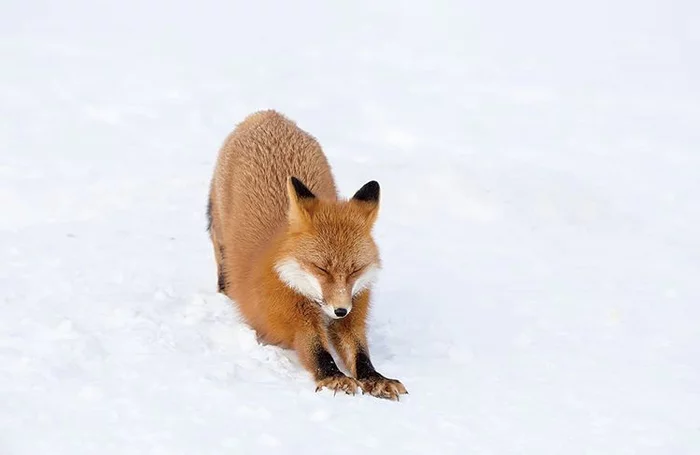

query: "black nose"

left=334, top=308, right=348, bottom=318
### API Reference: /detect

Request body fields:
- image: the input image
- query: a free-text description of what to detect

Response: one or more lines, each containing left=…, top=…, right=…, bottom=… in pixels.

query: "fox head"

left=274, top=176, right=381, bottom=319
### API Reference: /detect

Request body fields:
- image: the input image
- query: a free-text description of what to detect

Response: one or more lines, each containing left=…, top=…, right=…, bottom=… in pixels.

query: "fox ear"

left=351, top=180, right=380, bottom=226
left=290, top=176, right=316, bottom=200
left=352, top=180, right=380, bottom=203
left=286, top=176, right=316, bottom=228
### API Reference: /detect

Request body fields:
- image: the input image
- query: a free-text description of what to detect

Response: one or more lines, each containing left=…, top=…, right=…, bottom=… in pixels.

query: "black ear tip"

left=290, top=176, right=315, bottom=199
left=353, top=180, right=380, bottom=202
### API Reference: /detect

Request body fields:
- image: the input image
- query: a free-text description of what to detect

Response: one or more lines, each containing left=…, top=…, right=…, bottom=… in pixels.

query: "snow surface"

left=1, top=0, right=699, bottom=453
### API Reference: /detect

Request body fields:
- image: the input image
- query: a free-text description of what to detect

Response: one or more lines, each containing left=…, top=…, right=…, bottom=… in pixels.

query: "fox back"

left=209, top=110, right=337, bottom=295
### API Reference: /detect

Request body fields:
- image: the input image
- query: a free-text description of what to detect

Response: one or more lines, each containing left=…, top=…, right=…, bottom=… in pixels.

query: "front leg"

left=294, top=329, right=360, bottom=396
left=329, top=317, right=408, bottom=401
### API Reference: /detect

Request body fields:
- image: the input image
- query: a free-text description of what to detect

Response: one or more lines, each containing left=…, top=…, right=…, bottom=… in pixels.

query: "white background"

left=1, top=0, right=698, bottom=453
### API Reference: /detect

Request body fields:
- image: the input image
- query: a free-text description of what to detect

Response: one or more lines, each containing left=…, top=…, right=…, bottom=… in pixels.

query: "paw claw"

left=315, top=375, right=360, bottom=397
left=359, top=376, right=408, bottom=401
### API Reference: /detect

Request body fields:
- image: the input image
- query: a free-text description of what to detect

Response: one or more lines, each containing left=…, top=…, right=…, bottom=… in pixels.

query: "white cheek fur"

left=352, top=264, right=379, bottom=296
left=274, top=258, right=323, bottom=302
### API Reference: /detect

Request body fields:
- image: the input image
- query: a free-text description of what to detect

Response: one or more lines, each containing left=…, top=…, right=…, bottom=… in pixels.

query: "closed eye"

left=349, top=266, right=366, bottom=277
left=313, top=264, right=330, bottom=275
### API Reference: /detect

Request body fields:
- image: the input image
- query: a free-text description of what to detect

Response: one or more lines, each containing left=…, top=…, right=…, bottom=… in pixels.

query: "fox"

left=207, top=110, right=407, bottom=400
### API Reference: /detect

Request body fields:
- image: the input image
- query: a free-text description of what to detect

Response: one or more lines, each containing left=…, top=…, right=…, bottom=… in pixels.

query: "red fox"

left=207, top=110, right=407, bottom=400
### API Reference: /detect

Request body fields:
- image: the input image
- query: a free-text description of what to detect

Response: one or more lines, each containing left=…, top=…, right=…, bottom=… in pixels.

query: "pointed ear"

left=286, top=176, right=316, bottom=228
left=290, top=176, right=316, bottom=200
left=351, top=180, right=380, bottom=227
left=352, top=180, right=380, bottom=203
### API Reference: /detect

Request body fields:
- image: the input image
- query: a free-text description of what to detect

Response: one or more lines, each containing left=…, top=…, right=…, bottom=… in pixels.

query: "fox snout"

left=321, top=295, right=352, bottom=319
left=320, top=304, right=351, bottom=319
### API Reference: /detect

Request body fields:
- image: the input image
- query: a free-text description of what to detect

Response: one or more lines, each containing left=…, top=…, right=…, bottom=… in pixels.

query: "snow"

left=1, top=0, right=699, bottom=453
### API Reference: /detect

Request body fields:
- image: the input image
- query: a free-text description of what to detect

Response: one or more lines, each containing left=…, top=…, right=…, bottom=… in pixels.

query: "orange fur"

left=208, top=110, right=406, bottom=399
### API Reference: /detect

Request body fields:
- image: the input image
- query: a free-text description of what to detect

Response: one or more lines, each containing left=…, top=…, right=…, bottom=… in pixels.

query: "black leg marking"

left=217, top=270, right=226, bottom=293
left=315, top=345, right=343, bottom=380
left=217, top=246, right=226, bottom=293
left=206, top=198, right=213, bottom=232
left=356, top=348, right=381, bottom=379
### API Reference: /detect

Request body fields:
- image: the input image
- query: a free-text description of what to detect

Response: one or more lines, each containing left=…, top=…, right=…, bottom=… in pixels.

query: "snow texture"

left=1, top=0, right=699, bottom=454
